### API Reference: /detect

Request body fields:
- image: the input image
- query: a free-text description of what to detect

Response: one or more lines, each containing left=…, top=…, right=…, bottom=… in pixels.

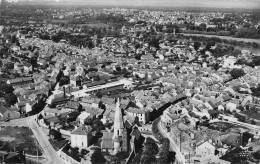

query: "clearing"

left=0, top=126, right=42, bottom=156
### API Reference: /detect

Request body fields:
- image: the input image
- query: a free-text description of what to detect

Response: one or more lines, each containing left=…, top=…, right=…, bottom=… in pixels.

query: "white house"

left=195, top=140, right=215, bottom=158
left=161, top=110, right=179, bottom=128
left=71, top=126, right=93, bottom=148
left=125, top=107, right=147, bottom=124
left=25, top=101, right=37, bottom=113
left=14, top=62, right=24, bottom=72
left=222, top=56, right=238, bottom=68
left=23, top=64, right=33, bottom=73
left=226, top=102, right=237, bottom=111
left=77, top=112, right=92, bottom=125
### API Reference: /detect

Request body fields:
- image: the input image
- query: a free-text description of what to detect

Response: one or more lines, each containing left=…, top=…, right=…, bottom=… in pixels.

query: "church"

left=101, top=98, right=128, bottom=154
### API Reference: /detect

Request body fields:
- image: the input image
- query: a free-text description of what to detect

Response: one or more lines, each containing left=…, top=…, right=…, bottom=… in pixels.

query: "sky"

left=4, top=0, right=260, bottom=9
left=62, top=0, right=260, bottom=9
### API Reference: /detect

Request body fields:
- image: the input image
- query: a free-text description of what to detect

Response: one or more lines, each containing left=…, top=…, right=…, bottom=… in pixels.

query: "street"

left=157, top=118, right=186, bottom=164
left=28, top=115, right=65, bottom=164
left=0, top=112, right=65, bottom=164
left=0, top=116, right=30, bottom=127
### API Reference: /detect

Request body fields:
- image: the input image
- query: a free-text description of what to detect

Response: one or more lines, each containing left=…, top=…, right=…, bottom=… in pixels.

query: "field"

left=0, top=126, right=42, bottom=156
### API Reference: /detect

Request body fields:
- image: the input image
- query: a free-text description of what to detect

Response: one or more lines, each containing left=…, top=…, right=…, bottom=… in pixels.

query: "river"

left=181, top=33, right=260, bottom=44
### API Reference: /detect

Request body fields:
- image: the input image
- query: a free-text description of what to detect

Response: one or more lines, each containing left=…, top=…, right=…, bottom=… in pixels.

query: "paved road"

left=0, top=116, right=30, bottom=127
left=157, top=118, right=186, bottom=164
left=28, top=115, right=64, bottom=164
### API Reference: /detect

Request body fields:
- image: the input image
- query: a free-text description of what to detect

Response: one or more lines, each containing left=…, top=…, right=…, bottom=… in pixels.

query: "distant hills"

left=2, top=0, right=260, bottom=10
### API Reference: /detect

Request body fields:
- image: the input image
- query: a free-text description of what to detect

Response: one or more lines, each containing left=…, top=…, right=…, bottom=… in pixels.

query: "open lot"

left=0, top=126, right=42, bottom=156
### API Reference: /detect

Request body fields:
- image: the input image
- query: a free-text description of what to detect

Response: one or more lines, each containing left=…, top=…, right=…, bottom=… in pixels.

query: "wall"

left=59, top=150, right=80, bottom=164
left=60, top=129, right=71, bottom=136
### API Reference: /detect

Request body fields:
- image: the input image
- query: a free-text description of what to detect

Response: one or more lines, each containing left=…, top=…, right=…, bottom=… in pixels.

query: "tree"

left=56, top=70, right=64, bottom=83
left=11, top=35, right=18, bottom=43
left=251, top=56, right=260, bottom=66
left=251, top=119, right=256, bottom=125
left=168, top=151, right=176, bottom=164
left=87, top=41, right=94, bottom=49
left=242, top=132, right=254, bottom=146
left=91, top=148, right=106, bottom=164
left=149, top=38, right=160, bottom=50
left=193, top=41, right=201, bottom=51
left=132, top=149, right=143, bottom=164
left=4, top=93, right=17, bottom=106
left=199, top=23, right=207, bottom=31
left=116, top=151, right=129, bottom=160
left=29, top=56, right=38, bottom=71
left=5, top=62, right=14, bottom=70
left=69, top=147, right=80, bottom=162
left=84, top=117, right=94, bottom=125
left=229, top=68, right=245, bottom=79
left=251, top=84, right=260, bottom=97
left=95, top=91, right=103, bottom=98
left=206, top=40, right=215, bottom=50
left=91, top=118, right=105, bottom=133
left=49, top=129, right=62, bottom=140
left=59, top=76, right=70, bottom=86
left=0, top=83, right=14, bottom=94
left=157, top=138, right=170, bottom=164
left=140, top=137, right=159, bottom=164
left=252, top=150, right=260, bottom=163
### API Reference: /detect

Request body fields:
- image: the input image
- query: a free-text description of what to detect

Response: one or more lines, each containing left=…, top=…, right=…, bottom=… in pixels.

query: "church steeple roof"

left=114, top=98, right=124, bottom=130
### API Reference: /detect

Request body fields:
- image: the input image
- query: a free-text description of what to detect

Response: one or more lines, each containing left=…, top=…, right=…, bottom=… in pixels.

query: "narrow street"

left=157, top=117, right=186, bottom=164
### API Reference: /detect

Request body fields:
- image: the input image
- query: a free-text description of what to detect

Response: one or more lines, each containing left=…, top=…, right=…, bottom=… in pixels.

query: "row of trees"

left=42, top=29, right=120, bottom=48
left=140, top=137, right=159, bottom=164
left=185, top=18, right=260, bottom=39
left=136, top=137, right=172, bottom=164
left=157, top=138, right=170, bottom=164
left=251, top=84, right=260, bottom=98
left=193, top=40, right=241, bottom=59
left=185, top=35, right=259, bottom=48
left=234, top=27, right=260, bottom=39
left=236, top=56, right=260, bottom=68
left=0, top=81, right=17, bottom=106
left=70, top=13, right=127, bottom=24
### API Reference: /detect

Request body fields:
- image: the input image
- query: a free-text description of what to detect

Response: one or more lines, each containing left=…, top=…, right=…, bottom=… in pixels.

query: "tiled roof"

left=0, top=105, right=8, bottom=115
left=130, top=127, right=141, bottom=140
left=101, top=131, right=114, bottom=149
left=71, top=126, right=92, bottom=135
left=101, top=97, right=115, bottom=105
left=127, top=107, right=146, bottom=114
left=7, top=77, right=34, bottom=84
left=65, top=101, right=80, bottom=109
left=51, top=97, right=68, bottom=104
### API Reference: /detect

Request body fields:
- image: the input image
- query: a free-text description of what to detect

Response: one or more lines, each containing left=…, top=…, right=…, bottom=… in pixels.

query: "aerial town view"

left=0, top=0, right=260, bottom=163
